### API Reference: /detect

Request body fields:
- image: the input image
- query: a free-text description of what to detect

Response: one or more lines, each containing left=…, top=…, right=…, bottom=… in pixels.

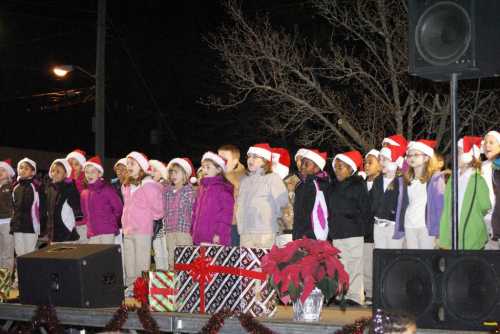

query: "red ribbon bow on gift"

left=175, top=247, right=267, bottom=313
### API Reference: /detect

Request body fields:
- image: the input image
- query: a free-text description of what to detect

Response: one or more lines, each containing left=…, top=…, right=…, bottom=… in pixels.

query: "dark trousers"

left=231, top=225, right=240, bottom=246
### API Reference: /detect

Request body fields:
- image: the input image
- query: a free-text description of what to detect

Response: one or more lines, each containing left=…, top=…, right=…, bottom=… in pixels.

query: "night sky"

left=0, top=0, right=304, bottom=162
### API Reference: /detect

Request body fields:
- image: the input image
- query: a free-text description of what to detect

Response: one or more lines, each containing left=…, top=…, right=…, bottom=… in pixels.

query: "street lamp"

left=53, top=65, right=96, bottom=80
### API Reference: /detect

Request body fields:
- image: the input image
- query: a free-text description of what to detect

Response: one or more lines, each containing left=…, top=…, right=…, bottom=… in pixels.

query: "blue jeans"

left=231, top=225, right=240, bottom=246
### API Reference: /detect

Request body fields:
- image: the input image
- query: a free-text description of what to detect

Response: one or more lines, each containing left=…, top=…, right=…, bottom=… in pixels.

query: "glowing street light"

left=52, top=65, right=95, bottom=79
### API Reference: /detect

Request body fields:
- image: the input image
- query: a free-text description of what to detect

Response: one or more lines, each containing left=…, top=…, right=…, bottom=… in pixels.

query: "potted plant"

left=261, top=237, right=349, bottom=321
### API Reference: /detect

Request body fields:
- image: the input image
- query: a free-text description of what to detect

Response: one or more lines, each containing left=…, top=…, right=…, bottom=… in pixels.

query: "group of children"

left=0, top=130, right=499, bottom=303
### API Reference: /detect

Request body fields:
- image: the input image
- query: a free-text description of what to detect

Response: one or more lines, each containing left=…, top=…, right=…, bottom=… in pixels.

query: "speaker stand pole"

left=450, top=73, right=459, bottom=250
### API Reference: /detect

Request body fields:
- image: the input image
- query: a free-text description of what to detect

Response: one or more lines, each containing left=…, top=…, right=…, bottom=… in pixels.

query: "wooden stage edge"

left=0, top=303, right=488, bottom=334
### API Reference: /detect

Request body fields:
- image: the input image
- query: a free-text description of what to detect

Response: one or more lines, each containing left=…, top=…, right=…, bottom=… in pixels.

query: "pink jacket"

left=121, top=178, right=164, bottom=236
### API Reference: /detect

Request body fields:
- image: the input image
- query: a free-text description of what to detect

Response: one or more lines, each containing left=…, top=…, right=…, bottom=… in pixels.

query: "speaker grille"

left=415, top=1, right=471, bottom=66
left=381, top=257, right=434, bottom=314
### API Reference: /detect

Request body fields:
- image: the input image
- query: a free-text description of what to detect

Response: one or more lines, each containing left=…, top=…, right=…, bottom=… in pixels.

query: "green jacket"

left=439, top=171, right=491, bottom=250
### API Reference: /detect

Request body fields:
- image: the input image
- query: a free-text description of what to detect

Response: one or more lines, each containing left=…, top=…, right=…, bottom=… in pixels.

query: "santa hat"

left=294, top=148, right=309, bottom=161
left=271, top=147, right=291, bottom=179
left=0, top=159, right=15, bottom=178
left=333, top=150, right=363, bottom=174
left=50, top=158, right=72, bottom=177
left=127, top=151, right=150, bottom=173
left=114, top=158, right=127, bottom=169
left=407, top=139, right=436, bottom=157
left=301, top=149, right=328, bottom=171
left=149, top=159, right=168, bottom=180
left=201, top=151, right=227, bottom=172
left=84, top=156, right=104, bottom=175
left=485, top=130, right=500, bottom=144
left=66, top=149, right=87, bottom=167
left=17, top=158, right=37, bottom=174
left=167, top=157, right=196, bottom=184
left=247, top=143, right=273, bottom=161
left=458, top=136, right=482, bottom=163
left=382, top=135, right=408, bottom=150
left=380, top=145, right=406, bottom=171
left=365, top=149, right=380, bottom=159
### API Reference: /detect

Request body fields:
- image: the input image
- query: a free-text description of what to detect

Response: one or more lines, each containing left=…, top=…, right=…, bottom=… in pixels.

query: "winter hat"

left=114, top=158, right=127, bottom=169
left=365, top=149, right=380, bottom=159
left=301, top=149, right=328, bottom=171
left=294, top=148, right=309, bottom=161
left=247, top=143, right=273, bottom=161
left=84, top=156, right=104, bottom=175
left=167, top=157, right=196, bottom=184
left=358, top=171, right=367, bottom=180
left=380, top=145, right=406, bottom=171
left=333, top=150, right=363, bottom=174
left=271, top=147, right=291, bottom=179
left=458, top=136, right=482, bottom=163
left=50, top=158, right=72, bottom=177
left=17, top=157, right=37, bottom=174
left=201, top=151, right=227, bottom=172
left=66, top=149, right=87, bottom=167
left=149, top=159, right=168, bottom=180
left=407, top=139, right=436, bottom=157
left=382, top=134, right=408, bottom=150
left=0, top=159, right=15, bottom=178
left=485, top=130, right=500, bottom=144
left=127, top=151, right=150, bottom=173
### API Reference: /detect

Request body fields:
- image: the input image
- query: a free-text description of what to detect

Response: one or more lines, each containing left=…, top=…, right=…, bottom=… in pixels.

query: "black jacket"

left=328, top=175, right=370, bottom=239
left=10, top=178, right=46, bottom=234
left=0, top=182, right=13, bottom=219
left=370, top=175, right=400, bottom=221
left=46, top=179, right=82, bottom=242
left=292, top=172, right=330, bottom=240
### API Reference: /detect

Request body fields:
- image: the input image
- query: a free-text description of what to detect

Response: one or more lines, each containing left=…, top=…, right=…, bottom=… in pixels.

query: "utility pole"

left=95, top=0, right=106, bottom=159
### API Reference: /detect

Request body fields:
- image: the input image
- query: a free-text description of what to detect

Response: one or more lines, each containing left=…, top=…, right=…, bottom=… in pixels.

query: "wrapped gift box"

left=0, top=268, right=13, bottom=302
left=147, top=271, right=176, bottom=312
left=174, top=245, right=276, bottom=317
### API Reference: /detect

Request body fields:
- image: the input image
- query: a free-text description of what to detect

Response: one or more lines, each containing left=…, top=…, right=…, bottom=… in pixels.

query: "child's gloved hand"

left=212, top=234, right=220, bottom=244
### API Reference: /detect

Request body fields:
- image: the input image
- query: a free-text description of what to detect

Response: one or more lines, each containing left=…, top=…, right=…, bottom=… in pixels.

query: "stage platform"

left=0, top=302, right=489, bottom=333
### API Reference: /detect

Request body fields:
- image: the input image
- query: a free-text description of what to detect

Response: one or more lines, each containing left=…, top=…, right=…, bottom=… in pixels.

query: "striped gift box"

left=147, top=271, right=176, bottom=312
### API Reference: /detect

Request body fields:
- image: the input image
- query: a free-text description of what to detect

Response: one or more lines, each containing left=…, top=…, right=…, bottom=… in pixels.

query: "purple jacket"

left=191, top=176, right=234, bottom=246
left=81, top=179, right=123, bottom=238
left=394, top=172, right=445, bottom=239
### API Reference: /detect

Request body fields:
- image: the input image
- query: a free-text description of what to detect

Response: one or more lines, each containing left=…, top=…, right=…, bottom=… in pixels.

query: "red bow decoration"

left=133, top=277, right=149, bottom=305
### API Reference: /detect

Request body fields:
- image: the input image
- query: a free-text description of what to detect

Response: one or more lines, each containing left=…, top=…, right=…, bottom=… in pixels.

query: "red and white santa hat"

left=301, top=149, right=328, bottom=171
left=114, top=158, right=127, bottom=169
left=17, top=157, right=37, bottom=174
left=294, top=148, right=309, bottom=161
left=365, top=149, right=380, bottom=159
left=149, top=159, right=168, bottom=180
left=380, top=145, right=406, bottom=171
left=167, top=157, right=196, bottom=183
left=0, top=159, right=15, bottom=178
left=271, top=147, right=291, bottom=179
left=127, top=151, right=151, bottom=173
left=407, top=139, right=436, bottom=157
left=66, top=149, right=87, bottom=167
left=458, top=136, right=482, bottom=163
left=50, top=158, right=72, bottom=177
left=333, top=150, right=363, bottom=174
left=382, top=134, right=408, bottom=150
left=247, top=143, right=273, bottom=161
left=84, top=156, right=104, bottom=175
left=201, top=151, right=227, bottom=172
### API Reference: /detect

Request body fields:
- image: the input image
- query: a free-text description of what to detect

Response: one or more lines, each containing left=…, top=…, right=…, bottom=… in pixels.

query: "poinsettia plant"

left=261, top=237, right=349, bottom=304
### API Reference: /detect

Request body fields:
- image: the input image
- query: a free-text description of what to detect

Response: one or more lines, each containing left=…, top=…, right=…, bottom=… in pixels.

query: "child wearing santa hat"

left=439, top=137, right=490, bottom=250
left=271, top=148, right=294, bottom=247
left=364, top=150, right=382, bottom=192
left=0, top=159, right=15, bottom=271
left=111, top=158, right=128, bottom=201
left=328, top=150, right=370, bottom=306
left=395, top=139, right=445, bottom=249
left=292, top=149, right=330, bottom=241
left=45, top=158, right=82, bottom=243
left=10, top=158, right=45, bottom=258
left=481, top=130, right=500, bottom=249
left=164, top=157, right=196, bottom=270
left=236, top=143, right=288, bottom=248
left=66, top=149, right=88, bottom=243
left=121, top=152, right=164, bottom=290
left=80, top=156, right=123, bottom=245
left=191, top=152, right=234, bottom=246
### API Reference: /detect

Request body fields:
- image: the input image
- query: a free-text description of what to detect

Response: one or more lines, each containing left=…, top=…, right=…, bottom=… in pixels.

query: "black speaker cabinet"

left=373, top=249, right=500, bottom=331
left=17, top=244, right=124, bottom=308
left=408, top=0, right=500, bottom=81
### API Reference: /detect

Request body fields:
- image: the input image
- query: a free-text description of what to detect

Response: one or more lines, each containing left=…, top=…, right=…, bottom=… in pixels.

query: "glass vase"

left=292, top=287, right=324, bottom=322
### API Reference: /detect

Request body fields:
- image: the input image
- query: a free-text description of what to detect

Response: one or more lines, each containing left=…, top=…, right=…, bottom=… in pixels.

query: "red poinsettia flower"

left=133, top=277, right=149, bottom=305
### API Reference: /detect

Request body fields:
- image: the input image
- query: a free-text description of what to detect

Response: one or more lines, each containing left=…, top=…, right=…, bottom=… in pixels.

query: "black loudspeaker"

left=17, top=244, right=124, bottom=308
left=373, top=249, right=500, bottom=331
left=408, top=0, right=500, bottom=81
